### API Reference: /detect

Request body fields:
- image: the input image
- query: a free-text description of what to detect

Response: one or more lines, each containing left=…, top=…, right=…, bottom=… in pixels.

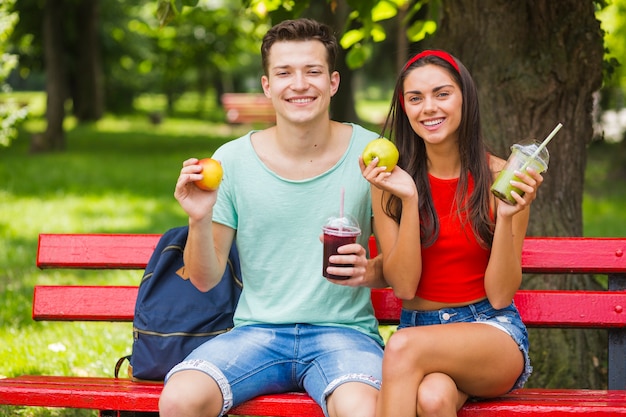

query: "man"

left=159, top=18, right=386, bottom=417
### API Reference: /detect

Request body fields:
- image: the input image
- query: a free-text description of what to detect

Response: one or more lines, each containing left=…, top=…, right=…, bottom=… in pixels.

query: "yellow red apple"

left=362, top=138, right=399, bottom=172
left=194, top=158, right=223, bottom=191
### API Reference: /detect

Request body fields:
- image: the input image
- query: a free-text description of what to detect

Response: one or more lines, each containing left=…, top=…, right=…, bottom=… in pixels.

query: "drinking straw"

left=530, top=122, right=563, bottom=159
left=337, top=187, right=345, bottom=232
left=521, top=122, right=563, bottom=170
left=339, top=187, right=345, bottom=219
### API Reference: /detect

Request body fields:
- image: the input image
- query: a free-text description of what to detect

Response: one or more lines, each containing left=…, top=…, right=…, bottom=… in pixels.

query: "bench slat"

left=32, top=285, right=626, bottom=329
left=1, top=376, right=625, bottom=415
left=459, top=388, right=626, bottom=415
left=521, top=237, right=626, bottom=273
left=33, top=286, right=138, bottom=321
left=0, top=376, right=321, bottom=417
left=37, top=234, right=161, bottom=269
left=0, top=376, right=161, bottom=412
left=37, top=235, right=626, bottom=273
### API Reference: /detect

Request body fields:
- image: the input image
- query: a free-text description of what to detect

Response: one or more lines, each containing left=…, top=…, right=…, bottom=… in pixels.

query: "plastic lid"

left=322, top=214, right=361, bottom=236
left=511, top=140, right=550, bottom=167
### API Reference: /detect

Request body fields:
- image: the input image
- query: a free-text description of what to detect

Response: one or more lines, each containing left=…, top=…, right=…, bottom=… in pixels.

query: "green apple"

left=194, top=158, right=223, bottom=191
left=362, top=138, right=399, bottom=172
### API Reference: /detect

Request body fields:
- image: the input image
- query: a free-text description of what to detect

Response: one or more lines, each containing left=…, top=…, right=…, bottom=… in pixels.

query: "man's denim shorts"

left=398, top=298, right=532, bottom=390
left=165, top=323, right=383, bottom=417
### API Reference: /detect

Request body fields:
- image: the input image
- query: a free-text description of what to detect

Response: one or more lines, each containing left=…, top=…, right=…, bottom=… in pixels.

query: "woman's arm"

left=484, top=161, right=544, bottom=308
left=369, top=175, right=423, bottom=300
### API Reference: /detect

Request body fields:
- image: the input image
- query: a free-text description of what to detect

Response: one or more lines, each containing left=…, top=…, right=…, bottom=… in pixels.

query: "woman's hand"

left=359, top=156, right=417, bottom=201
left=496, top=167, right=544, bottom=218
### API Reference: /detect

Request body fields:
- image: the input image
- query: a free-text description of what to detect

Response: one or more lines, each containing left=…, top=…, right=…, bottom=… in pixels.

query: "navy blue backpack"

left=115, top=226, right=242, bottom=381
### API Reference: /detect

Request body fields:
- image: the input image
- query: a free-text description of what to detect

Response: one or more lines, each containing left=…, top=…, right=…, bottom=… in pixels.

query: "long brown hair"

left=380, top=52, right=495, bottom=248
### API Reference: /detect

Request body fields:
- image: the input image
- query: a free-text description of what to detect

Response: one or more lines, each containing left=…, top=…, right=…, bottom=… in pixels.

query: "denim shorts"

left=398, top=298, right=532, bottom=391
left=164, top=324, right=383, bottom=417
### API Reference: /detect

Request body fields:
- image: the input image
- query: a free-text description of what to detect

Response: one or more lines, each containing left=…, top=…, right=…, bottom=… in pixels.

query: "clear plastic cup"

left=491, top=140, right=549, bottom=205
left=322, top=214, right=361, bottom=280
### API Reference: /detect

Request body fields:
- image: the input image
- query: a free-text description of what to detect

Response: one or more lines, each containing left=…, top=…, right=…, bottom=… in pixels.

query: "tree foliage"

left=0, top=0, right=28, bottom=147
left=158, top=0, right=439, bottom=69
left=597, top=0, right=626, bottom=108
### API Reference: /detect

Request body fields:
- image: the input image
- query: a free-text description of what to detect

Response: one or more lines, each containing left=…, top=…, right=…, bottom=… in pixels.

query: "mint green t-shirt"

left=212, top=123, right=383, bottom=345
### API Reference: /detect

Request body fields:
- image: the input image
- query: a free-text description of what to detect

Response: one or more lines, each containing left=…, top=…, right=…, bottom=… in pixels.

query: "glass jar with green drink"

left=490, top=140, right=550, bottom=205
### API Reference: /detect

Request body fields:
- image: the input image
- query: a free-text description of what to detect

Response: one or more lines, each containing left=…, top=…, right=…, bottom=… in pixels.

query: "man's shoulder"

left=214, top=131, right=253, bottom=157
left=347, top=122, right=380, bottom=140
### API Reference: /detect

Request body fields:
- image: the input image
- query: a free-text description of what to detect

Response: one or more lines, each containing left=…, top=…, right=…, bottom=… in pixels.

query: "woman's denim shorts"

left=398, top=298, right=532, bottom=390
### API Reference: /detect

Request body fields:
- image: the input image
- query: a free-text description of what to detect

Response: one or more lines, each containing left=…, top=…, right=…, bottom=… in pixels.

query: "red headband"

left=403, top=50, right=460, bottom=73
left=399, top=50, right=460, bottom=111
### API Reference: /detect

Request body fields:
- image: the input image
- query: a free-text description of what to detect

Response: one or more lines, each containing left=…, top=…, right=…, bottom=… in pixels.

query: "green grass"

left=0, top=92, right=624, bottom=416
left=0, top=95, right=246, bottom=415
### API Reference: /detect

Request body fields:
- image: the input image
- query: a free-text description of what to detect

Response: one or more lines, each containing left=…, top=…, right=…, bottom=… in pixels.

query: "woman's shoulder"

left=488, top=152, right=506, bottom=177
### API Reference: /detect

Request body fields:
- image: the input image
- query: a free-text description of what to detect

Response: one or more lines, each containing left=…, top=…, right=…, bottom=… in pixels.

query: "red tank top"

left=415, top=174, right=489, bottom=303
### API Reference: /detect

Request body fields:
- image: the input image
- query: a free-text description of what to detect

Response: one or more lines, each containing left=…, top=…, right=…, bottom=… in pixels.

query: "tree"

left=153, top=3, right=266, bottom=116
left=73, top=0, right=104, bottom=122
left=37, top=0, right=68, bottom=152
left=12, top=0, right=105, bottom=151
left=434, top=1, right=606, bottom=389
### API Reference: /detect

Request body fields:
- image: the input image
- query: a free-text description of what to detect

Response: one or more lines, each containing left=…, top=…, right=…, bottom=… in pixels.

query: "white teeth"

left=289, top=98, right=314, bottom=103
left=423, top=119, right=443, bottom=126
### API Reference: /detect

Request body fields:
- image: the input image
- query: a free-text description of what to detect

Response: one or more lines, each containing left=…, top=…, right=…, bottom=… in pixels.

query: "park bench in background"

left=0, top=234, right=625, bottom=416
left=221, top=93, right=275, bottom=125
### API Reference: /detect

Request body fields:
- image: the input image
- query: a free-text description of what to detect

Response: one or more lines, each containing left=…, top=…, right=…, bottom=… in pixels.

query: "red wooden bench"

left=0, top=234, right=625, bottom=416
left=221, top=93, right=276, bottom=125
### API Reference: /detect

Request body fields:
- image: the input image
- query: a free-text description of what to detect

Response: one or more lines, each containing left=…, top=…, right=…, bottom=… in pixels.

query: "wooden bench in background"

left=0, top=234, right=625, bottom=416
left=221, top=93, right=275, bottom=125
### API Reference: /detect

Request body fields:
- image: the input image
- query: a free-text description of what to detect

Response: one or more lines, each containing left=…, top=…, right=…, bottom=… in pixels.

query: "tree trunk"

left=34, top=0, right=67, bottom=152
left=436, top=0, right=606, bottom=389
left=73, top=0, right=104, bottom=122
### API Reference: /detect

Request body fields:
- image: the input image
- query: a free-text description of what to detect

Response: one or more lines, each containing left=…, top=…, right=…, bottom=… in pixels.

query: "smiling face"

left=402, top=63, right=463, bottom=148
left=261, top=40, right=339, bottom=124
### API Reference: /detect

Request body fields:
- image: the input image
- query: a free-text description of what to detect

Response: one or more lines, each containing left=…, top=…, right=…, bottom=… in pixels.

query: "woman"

left=360, top=50, right=540, bottom=416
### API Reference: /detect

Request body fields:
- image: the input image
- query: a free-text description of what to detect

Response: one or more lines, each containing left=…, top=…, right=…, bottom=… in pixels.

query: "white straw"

left=339, top=187, right=345, bottom=223
left=530, top=123, right=563, bottom=160
left=519, top=123, right=562, bottom=172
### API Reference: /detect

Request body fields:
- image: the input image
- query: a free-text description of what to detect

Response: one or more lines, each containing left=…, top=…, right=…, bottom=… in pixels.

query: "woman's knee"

left=159, top=370, right=223, bottom=417
left=416, top=373, right=459, bottom=416
left=383, top=329, right=423, bottom=374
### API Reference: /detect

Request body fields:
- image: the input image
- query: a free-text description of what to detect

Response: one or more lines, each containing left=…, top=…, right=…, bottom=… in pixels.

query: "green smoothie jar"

left=491, top=140, right=550, bottom=205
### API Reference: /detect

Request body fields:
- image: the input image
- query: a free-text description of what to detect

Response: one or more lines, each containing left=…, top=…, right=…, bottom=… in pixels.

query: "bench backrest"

left=34, top=233, right=626, bottom=390
left=35, top=234, right=626, bottom=327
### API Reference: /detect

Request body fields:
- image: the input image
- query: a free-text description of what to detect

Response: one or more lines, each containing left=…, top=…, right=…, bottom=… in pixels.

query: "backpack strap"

left=114, top=355, right=132, bottom=379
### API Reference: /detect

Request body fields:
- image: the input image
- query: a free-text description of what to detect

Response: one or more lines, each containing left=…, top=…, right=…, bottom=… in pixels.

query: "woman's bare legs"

left=416, top=373, right=468, bottom=417
left=376, top=322, right=523, bottom=417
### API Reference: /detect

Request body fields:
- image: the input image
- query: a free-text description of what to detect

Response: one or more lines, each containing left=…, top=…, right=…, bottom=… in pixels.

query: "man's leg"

left=327, top=381, right=379, bottom=417
left=300, top=325, right=383, bottom=417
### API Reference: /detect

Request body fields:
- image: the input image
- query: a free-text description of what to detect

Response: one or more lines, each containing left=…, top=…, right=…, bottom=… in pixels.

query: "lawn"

left=0, top=92, right=624, bottom=416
